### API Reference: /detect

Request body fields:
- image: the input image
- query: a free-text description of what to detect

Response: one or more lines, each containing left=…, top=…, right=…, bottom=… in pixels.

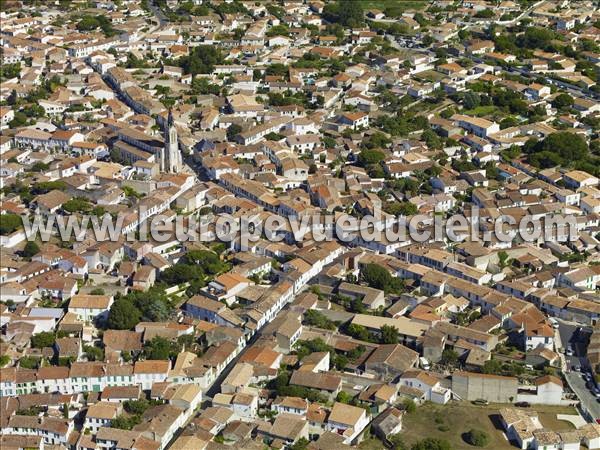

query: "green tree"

left=551, top=93, right=574, bottom=110
left=227, top=124, right=242, bottom=141
left=9, top=111, right=28, bottom=128
left=144, top=336, right=172, bottom=360
left=482, top=359, right=503, bottom=374
left=184, top=250, right=227, bottom=273
left=362, top=132, right=390, bottom=149
left=528, top=132, right=588, bottom=168
left=421, top=129, right=442, bottom=150
left=190, top=77, right=221, bottom=95
left=323, top=0, right=364, bottom=27
left=500, top=117, right=519, bottom=129
left=357, top=148, right=385, bottom=167
left=84, top=345, right=104, bottom=361
left=498, top=251, right=510, bottom=268
left=19, top=356, right=41, bottom=369
left=76, top=16, right=100, bottom=32
left=107, top=299, right=141, bottom=330
left=31, top=331, right=56, bottom=348
left=124, top=399, right=150, bottom=415
left=466, top=429, right=490, bottom=447
left=181, top=45, right=224, bottom=75
left=361, top=263, right=390, bottom=290
left=411, top=438, right=451, bottom=450
left=0, top=64, right=21, bottom=82
left=403, top=398, right=416, bottom=414
left=391, top=201, right=418, bottom=217
left=289, top=437, right=310, bottom=450
left=361, top=264, right=403, bottom=293
left=111, top=414, right=141, bottom=430
left=29, top=162, right=50, bottom=172
left=381, top=325, right=399, bottom=344
left=304, top=310, right=336, bottom=330
left=346, top=324, right=370, bottom=342
left=463, top=91, right=481, bottom=110
left=266, top=24, right=290, bottom=37
left=265, top=63, right=288, bottom=77
left=22, top=241, right=40, bottom=258
left=518, top=27, right=556, bottom=50
left=0, top=213, right=22, bottom=235
left=332, top=353, right=348, bottom=370
left=338, top=0, right=363, bottom=27
left=63, top=197, right=92, bottom=213
left=389, top=434, right=407, bottom=450
left=336, top=391, right=353, bottom=404
left=441, top=348, right=459, bottom=367
left=474, top=9, right=494, bottom=18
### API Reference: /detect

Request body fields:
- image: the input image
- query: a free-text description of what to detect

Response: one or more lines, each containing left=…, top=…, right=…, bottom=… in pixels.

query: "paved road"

left=558, top=320, right=599, bottom=420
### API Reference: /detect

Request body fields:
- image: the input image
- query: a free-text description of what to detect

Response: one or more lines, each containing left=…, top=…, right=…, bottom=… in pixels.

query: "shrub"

left=402, top=398, right=416, bottom=414
left=466, top=429, right=490, bottom=447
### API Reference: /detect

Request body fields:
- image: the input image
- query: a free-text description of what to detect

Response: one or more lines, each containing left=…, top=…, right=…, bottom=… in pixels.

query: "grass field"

left=360, top=0, right=427, bottom=13
left=462, top=105, right=500, bottom=117
left=359, top=437, right=386, bottom=449
left=415, top=70, right=447, bottom=83
left=397, top=401, right=578, bottom=450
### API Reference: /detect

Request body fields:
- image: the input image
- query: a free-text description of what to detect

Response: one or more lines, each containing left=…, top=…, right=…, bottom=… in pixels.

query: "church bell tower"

left=164, top=109, right=182, bottom=173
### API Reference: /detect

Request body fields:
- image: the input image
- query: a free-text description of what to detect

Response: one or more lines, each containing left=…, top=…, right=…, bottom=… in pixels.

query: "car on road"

left=573, top=365, right=581, bottom=372
left=566, top=347, right=574, bottom=356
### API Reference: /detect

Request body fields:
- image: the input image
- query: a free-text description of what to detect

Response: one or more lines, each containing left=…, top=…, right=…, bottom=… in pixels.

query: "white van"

left=419, top=357, right=431, bottom=370
left=549, top=318, right=560, bottom=329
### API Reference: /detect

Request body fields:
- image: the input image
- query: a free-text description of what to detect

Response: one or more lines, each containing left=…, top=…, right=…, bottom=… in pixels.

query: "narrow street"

left=558, top=320, right=599, bottom=420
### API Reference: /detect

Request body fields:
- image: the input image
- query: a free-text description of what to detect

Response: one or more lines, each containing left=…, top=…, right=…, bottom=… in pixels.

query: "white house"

left=325, top=402, right=370, bottom=444
left=564, top=170, right=599, bottom=190
left=398, top=370, right=451, bottom=404
left=516, top=375, right=563, bottom=405
left=133, top=360, right=170, bottom=390
left=84, top=402, right=120, bottom=433
left=67, top=294, right=114, bottom=323
left=271, top=397, right=308, bottom=416
left=453, top=114, right=500, bottom=138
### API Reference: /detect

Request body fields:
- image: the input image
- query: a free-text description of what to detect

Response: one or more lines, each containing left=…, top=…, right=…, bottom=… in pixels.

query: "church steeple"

left=163, top=108, right=181, bottom=173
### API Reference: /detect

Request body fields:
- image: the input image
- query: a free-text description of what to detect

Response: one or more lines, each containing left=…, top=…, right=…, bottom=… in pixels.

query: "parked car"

left=515, top=402, right=531, bottom=408
left=473, top=399, right=489, bottom=406
left=566, top=347, right=574, bottom=356
left=573, top=365, right=581, bottom=372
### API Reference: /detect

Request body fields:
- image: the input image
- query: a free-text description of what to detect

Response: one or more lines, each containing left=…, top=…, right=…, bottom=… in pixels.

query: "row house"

left=3, top=416, right=73, bottom=446
left=1, top=360, right=170, bottom=397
